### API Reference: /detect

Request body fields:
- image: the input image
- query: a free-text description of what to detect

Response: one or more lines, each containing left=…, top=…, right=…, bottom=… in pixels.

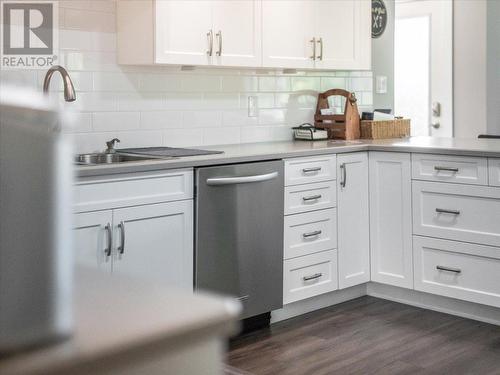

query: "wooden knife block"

left=314, top=89, right=361, bottom=140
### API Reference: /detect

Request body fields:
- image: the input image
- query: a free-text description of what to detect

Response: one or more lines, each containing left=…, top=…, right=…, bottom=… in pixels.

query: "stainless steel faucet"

left=105, top=138, right=121, bottom=154
left=42, top=65, right=76, bottom=102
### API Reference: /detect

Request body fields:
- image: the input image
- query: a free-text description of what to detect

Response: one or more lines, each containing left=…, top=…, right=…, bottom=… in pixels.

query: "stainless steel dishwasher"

left=195, top=161, right=284, bottom=325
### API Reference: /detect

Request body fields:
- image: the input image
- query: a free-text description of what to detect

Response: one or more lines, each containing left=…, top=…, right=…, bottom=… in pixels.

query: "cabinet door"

left=112, top=201, right=193, bottom=290
left=337, top=152, right=370, bottom=288
left=212, top=0, right=262, bottom=67
left=369, top=152, right=413, bottom=289
left=314, top=0, right=371, bottom=70
left=74, top=211, right=113, bottom=272
left=155, top=0, right=213, bottom=65
left=262, top=0, right=315, bottom=69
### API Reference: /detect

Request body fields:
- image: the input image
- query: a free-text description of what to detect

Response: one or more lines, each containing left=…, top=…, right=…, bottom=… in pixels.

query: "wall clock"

left=372, top=0, right=388, bottom=38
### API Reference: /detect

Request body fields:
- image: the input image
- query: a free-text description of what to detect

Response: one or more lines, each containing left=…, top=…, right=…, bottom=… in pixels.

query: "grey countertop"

left=76, top=137, right=500, bottom=177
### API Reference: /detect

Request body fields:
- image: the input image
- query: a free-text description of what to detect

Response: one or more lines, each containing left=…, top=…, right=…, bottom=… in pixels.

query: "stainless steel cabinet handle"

left=436, top=265, right=462, bottom=274
left=117, top=221, right=125, bottom=255
left=206, top=171, right=278, bottom=186
left=317, top=37, right=323, bottom=60
left=434, top=166, right=459, bottom=173
left=207, top=30, right=213, bottom=56
left=435, top=208, right=461, bottom=215
left=104, top=223, right=112, bottom=258
left=216, top=30, right=222, bottom=56
left=303, top=273, right=322, bottom=281
left=310, top=37, right=316, bottom=60
left=340, top=163, right=347, bottom=188
left=303, top=230, right=322, bottom=238
left=302, top=194, right=322, bottom=202
left=302, top=167, right=322, bottom=173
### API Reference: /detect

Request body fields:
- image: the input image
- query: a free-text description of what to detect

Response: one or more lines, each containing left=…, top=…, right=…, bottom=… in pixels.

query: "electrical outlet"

left=248, top=96, right=258, bottom=117
left=376, top=76, right=387, bottom=94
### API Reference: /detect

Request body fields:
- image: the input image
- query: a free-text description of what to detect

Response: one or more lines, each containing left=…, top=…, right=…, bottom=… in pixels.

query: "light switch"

left=376, top=76, right=387, bottom=94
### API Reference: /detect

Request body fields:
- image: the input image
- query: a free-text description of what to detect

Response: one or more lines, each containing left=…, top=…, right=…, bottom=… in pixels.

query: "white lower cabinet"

left=74, top=170, right=194, bottom=290
left=413, top=236, right=500, bottom=308
left=112, top=201, right=193, bottom=289
left=337, top=152, right=370, bottom=289
left=74, top=210, right=113, bottom=272
left=369, top=152, right=413, bottom=289
left=283, top=250, right=338, bottom=304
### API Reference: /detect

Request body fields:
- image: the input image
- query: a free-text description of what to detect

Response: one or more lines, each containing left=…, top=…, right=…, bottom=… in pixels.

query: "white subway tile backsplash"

left=11, top=0, right=373, bottom=153
left=182, top=111, right=222, bottom=128
left=163, top=128, right=204, bottom=148
left=92, top=112, right=140, bottom=131
left=202, top=127, right=241, bottom=145
left=222, top=110, right=259, bottom=127
left=93, top=72, right=140, bottom=92
left=140, top=111, right=183, bottom=129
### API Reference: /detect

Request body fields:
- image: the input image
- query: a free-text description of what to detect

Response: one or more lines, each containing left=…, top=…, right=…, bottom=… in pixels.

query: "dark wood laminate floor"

left=228, top=296, right=500, bottom=375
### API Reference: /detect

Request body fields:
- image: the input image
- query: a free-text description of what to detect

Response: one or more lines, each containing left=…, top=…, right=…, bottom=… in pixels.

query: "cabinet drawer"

left=285, top=155, right=336, bottom=186
left=284, top=208, right=337, bottom=259
left=488, top=158, right=500, bottom=187
left=412, top=154, right=487, bottom=185
left=284, top=181, right=336, bottom=215
left=413, top=181, right=500, bottom=247
left=74, top=169, right=193, bottom=212
left=283, top=250, right=338, bottom=305
left=413, top=236, right=500, bottom=308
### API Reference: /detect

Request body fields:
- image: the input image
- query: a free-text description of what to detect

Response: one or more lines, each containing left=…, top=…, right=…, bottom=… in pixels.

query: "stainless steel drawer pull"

left=302, top=167, right=322, bottom=173
left=436, top=265, right=462, bottom=274
left=340, top=163, right=347, bottom=188
left=206, top=30, right=213, bottom=56
left=303, top=273, right=323, bottom=281
left=434, top=166, right=459, bottom=173
left=302, top=194, right=322, bottom=202
left=117, top=221, right=126, bottom=255
left=303, top=230, right=322, bottom=238
left=435, top=208, right=461, bottom=215
left=104, top=223, right=112, bottom=258
left=206, top=171, right=278, bottom=186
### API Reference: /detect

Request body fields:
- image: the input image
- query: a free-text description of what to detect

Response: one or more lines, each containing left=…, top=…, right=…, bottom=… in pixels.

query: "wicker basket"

left=360, top=119, right=411, bottom=139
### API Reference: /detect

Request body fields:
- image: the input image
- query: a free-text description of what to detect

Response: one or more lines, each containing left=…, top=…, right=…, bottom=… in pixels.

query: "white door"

left=155, top=0, right=213, bottom=65
left=395, top=0, right=453, bottom=136
left=74, top=210, right=113, bottom=272
left=212, top=0, right=262, bottom=67
left=315, top=0, right=371, bottom=70
left=337, top=152, right=370, bottom=289
left=112, top=201, right=193, bottom=290
left=262, top=0, right=315, bottom=69
left=369, top=152, right=413, bottom=289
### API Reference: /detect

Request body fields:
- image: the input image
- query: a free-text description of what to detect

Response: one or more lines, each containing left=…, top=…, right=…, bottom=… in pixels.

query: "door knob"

left=431, top=122, right=440, bottom=129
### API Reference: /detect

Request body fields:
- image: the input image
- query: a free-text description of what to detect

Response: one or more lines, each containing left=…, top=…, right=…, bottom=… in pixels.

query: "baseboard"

left=270, top=282, right=500, bottom=326
left=367, top=282, right=500, bottom=326
left=271, top=284, right=367, bottom=323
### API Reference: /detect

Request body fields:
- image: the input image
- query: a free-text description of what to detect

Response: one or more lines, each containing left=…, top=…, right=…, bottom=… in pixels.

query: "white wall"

left=487, top=0, right=500, bottom=134
left=0, top=0, right=374, bottom=153
left=453, top=0, right=487, bottom=138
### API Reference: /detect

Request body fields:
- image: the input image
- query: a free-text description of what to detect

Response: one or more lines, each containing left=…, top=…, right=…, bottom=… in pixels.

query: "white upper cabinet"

left=118, top=0, right=370, bottom=70
left=212, top=0, right=262, bottom=67
left=262, top=0, right=371, bottom=70
left=262, top=0, right=316, bottom=69
left=315, top=0, right=371, bottom=70
left=118, top=0, right=261, bottom=67
left=155, top=0, right=213, bottom=65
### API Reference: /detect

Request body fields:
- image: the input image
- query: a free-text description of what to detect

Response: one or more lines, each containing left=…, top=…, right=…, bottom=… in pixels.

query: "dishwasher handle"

left=206, top=171, right=279, bottom=186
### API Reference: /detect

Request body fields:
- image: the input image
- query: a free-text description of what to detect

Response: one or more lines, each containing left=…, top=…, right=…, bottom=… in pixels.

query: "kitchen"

left=1, top=0, right=500, bottom=374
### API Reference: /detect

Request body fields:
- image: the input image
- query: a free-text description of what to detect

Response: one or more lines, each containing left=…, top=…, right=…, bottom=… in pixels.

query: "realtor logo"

left=1, top=0, right=58, bottom=69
